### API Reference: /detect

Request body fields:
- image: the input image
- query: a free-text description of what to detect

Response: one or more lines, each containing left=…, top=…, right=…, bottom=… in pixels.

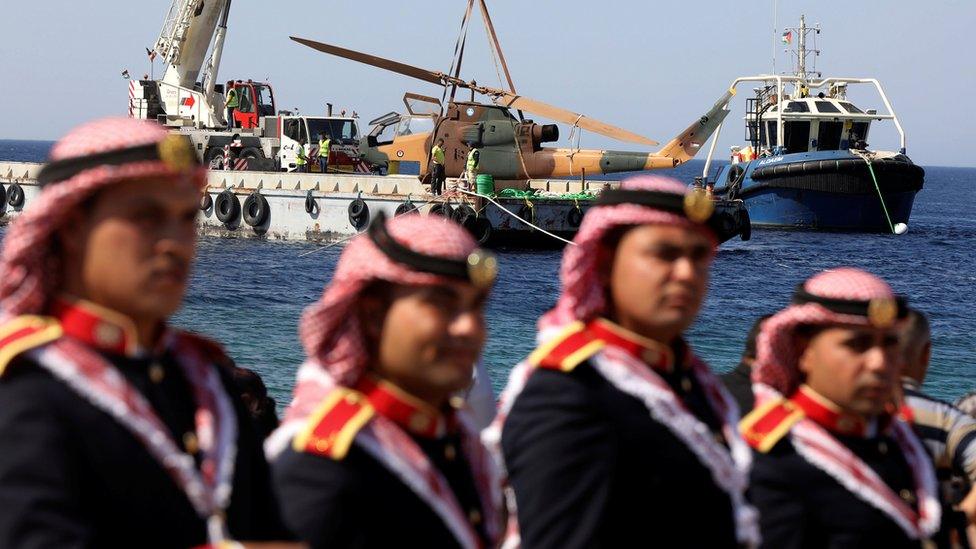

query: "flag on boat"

left=781, top=31, right=793, bottom=45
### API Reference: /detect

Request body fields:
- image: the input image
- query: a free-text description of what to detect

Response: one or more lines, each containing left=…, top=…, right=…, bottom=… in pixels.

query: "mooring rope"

left=456, top=188, right=577, bottom=246
left=297, top=194, right=448, bottom=257
left=852, top=150, right=896, bottom=234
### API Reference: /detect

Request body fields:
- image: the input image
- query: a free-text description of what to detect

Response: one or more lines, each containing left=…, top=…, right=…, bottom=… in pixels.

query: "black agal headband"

left=37, top=135, right=199, bottom=187
left=792, top=284, right=908, bottom=328
left=367, top=212, right=497, bottom=289
left=596, top=188, right=717, bottom=225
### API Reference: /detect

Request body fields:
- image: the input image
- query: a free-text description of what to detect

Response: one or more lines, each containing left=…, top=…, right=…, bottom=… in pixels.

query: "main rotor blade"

left=496, top=92, right=658, bottom=146
left=290, top=36, right=444, bottom=86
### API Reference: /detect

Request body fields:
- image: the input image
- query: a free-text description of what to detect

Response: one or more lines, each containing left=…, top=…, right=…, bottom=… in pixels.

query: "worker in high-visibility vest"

left=224, top=86, right=239, bottom=128
left=464, top=146, right=480, bottom=190
left=430, top=138, right=446, bottom=195
left=318, top=134, right=331, bottom=174
left=296, top=142, right=308, bottom=173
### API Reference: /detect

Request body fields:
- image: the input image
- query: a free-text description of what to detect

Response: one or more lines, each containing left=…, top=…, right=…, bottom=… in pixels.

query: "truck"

left=127, top=0, right=373, bottom=173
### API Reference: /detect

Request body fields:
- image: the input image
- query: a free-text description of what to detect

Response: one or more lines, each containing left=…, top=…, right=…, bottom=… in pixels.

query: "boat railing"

left=701, top=75, right=906, bottom=180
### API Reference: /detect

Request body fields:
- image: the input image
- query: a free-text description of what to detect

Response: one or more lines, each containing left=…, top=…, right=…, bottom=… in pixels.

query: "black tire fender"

left=214, top=190, right=240, bottom=223
left=567, top=206, right=584, bottom=228
left=452, top=204, right=477, bottom=226
left=0, top=184, right=6, bottom=214
left=395, top=200, right=416, bottom=216
left=7, top=183, right=25, bottom=208
left=348, top=198, right=369, bottom=230
left=242, top=192, right=269, bottom=227
left=470, top=216, right=492, bottom=245
left=739, top=207, right=752, bottom=242
left=200, top=193, right=213, bottom=211
left=429, top=203, right=452, bottom=218
left=304, top=190, right=317, bottom=214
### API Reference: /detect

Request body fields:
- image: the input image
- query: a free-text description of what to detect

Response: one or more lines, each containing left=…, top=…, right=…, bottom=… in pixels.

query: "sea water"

left=1, top=139, right=973, bottom=407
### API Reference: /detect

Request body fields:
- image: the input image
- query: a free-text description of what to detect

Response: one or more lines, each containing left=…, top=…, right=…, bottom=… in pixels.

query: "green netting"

left=493, top=188, right=596, bottom=201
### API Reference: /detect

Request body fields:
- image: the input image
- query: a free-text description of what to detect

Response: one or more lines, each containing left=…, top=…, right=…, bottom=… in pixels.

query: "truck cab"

left=226, top=80, right=275, bottom=129
left=277, top=115, right=366, bottom=173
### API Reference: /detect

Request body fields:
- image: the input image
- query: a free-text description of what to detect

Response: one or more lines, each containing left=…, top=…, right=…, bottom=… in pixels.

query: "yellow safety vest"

left=319, top=138, right=331, bottom=157
left=431, top=145, right=445, bottom=165
left=296, top=144, right=307, bottom=165
left=466, top=149, right=479, bottom=171
left=225, top=88, right=239, bottom=108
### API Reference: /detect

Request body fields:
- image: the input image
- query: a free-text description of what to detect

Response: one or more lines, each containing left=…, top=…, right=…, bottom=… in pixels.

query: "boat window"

left=815, top=101, right=841, bottom=114
left=783, top=121, right=810, bottom=153
left=817, top=121, right=843, bottom=150
left=784, top=101, right=809, bottom=113
left=766, top=121, right=778, bottom=147
left=840, top=102, right=864, bottom=114
left=850, top=121, right=871, bottom=143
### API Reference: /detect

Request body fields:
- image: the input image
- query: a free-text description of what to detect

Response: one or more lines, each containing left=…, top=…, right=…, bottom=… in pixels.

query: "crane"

left=129, top=0, right=274, bottom=129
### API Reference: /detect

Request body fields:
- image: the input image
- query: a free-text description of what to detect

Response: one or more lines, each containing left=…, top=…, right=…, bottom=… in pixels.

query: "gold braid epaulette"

left=527, top=321, right=605, bottom=373
left=0, top=316, right=63, bottom=376
left=739, top=397, right=806, bottom=453
left=292, top=387, right=375, bottom=460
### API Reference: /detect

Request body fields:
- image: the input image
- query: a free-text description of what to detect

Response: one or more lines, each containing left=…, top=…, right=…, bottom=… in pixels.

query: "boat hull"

left=714, top=151, right=923, bottom=232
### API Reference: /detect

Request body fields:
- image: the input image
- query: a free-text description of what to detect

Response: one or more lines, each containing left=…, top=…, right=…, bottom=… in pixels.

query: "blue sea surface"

left=1, top=139, right=974, bottom=407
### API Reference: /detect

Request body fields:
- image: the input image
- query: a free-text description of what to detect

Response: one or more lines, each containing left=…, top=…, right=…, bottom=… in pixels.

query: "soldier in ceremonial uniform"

left=267, top=212, right=503, bottom=548
left=486, top=176, right=759, bottom=548
left=0, top=118, right=293, bottom=548
left=741, top=268, right=942, bottom=548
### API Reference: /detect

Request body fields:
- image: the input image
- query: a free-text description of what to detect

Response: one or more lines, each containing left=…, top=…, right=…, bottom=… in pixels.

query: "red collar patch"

left=790, top=386, right=876, bottom=438
left=356, top=376, right=454, bottom=439
left=588, top=318, right=682, bottom=373
left=51, top=298, right=156, bottom=358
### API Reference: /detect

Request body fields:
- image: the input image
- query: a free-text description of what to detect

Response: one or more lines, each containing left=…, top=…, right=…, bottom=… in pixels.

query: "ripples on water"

left=1, top=140, right=973, bottom=405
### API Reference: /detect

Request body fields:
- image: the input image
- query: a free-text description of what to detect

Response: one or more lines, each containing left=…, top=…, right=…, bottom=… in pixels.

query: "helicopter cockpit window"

left=396, top=116, right=435, bottom=137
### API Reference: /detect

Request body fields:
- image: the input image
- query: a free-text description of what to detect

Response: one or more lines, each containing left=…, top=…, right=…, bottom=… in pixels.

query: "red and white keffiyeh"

left=0, top=117, right=205, bottom=320
left=537, top=175, right=717, bottom=338
left=752, top=268, right=941, bottom=539
left=266, top=214, right=503, bottom=549
left=485, top=175, right=759, bottom=547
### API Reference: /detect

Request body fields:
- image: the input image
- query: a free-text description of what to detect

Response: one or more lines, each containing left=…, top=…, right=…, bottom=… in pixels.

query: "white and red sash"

left=268, top=361, right=503, bottom=549
left=27, top=333, right=238, bottom=543
left=485, top=342, right=760, bottom=547
left=754, top=384, right=941, bottom=539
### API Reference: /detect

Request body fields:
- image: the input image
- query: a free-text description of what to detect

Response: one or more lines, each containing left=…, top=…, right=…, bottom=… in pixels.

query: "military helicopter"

left=290, top=1, right=734, bottom=181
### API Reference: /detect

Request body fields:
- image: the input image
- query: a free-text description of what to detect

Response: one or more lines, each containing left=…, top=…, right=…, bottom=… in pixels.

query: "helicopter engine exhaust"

left=532, top=124, right=559, bottom=146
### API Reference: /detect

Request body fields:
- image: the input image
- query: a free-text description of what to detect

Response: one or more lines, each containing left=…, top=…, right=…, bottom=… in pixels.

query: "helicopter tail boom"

left=654, top=89, right=734, bottom=165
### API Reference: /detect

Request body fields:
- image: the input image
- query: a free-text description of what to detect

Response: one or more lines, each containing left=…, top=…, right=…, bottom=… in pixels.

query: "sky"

left=1, top=0, right=973, bottom=167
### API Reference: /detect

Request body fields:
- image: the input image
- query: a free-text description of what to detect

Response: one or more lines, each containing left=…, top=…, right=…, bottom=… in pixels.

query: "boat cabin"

left=747, top=94, right=880, bottom=155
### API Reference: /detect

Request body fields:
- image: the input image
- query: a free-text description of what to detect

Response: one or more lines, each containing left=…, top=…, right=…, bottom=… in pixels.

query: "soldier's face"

left=797, top=325, right=902, bottom=417
left=61, top=177, right=199, bottom=324
left=367, top=283, right=488, bottom=405
left=605, top=224, right=713, bottom=343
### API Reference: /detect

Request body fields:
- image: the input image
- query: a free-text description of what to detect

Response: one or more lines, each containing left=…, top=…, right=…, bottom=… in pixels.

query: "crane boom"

left=153, top=0, right=228, bottom=89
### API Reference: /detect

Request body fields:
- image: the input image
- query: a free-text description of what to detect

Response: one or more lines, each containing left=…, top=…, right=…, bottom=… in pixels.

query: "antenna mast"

left=785, top=15, right=821, bottom=82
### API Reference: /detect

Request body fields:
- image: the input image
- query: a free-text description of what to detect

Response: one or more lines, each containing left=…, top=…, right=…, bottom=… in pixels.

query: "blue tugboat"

left=701, top=16, right=923, bottom=233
